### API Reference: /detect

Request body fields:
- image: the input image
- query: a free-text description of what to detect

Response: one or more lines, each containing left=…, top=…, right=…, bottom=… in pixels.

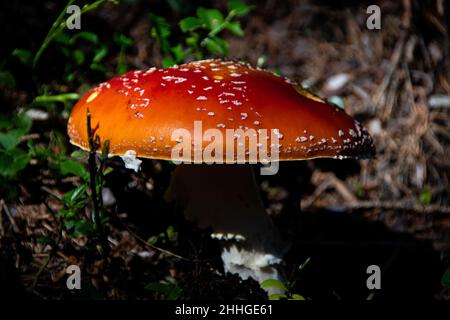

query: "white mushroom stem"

left=165, top=164, right=287, bottom=294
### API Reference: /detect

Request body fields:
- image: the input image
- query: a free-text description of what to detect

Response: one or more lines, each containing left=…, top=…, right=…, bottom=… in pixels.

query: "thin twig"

left=31, top=254, right=53, bottom=289
left=115, top=213, right=218, bottom=263
left=114, top=214, right=189, bottom=261
left=304, top=200, right=450, bottom=215
left=1, top=200, right=20, bottom=233
left=41, top=186, right=63, bottom=200
left=0, top=199, right=4, bottom=237
left=371, top=35, right=405, bottom=114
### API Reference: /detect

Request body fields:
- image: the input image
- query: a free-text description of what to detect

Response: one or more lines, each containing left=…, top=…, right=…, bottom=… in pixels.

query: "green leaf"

left=442, top=267, right=450, bottom=287
left=116, top=63, right=128, bottom=76
left=71, top=185, right=87, bottom=203
left=63, top=184, right=87, bottom=205
left=54, top=31, right=71, bottom=45
left=64, top=219, right=76, bottom=230
left=268, top=293, right=287, bottom=300
left=179, top=17, right=203, bottom=32
left=74, top=220, right=93, bottom=236
left=73, top=49, right=85, bottom=65
left=90, top=62, right=108, bottom=73
left=145, top=282, right=182, bottom=300
left=72, top=31, right=99, bottom=44
left=37, top=235, right=55, bottom=245
left=0, top=130, right=23, bottom=150
left=299, top=257, right=311, bottom=271
left=166, top=224, right=176, bottom=241
left=0, top=148, right=30, bottom=178
left=113, top=34, right=133, bottom=47
left=290, top=294, right=306, bottom=300
left=30, top=143, right=50, bottom=159
left=12, top=49, right=33, bottom=66
left=93, top=45, right=108, bottom=63
left=59, top=160, right=88, bottom=179
left=12, top=151, right=31, bottom=174
left=150, top=14, right=172, bottom=54
left=226, top=21, right=244, bottom=36
left=196, top=8, right=224, bottom=30
left=147, top=235, right=159, bottom=245
left=151, top=15, right=171, bottom=39
left=0, top=116, right=12, bottom=130
left=71, top=150, right=87, bottom=159
left=419, top=188, right=432, bottom=205
left=228, top=0, right=253, bottom=16
left=15, top=113, right=32, bottom=133
left=0, top=70, right=16, bottom=88
left=260, top=279, right=288, bottom=292
left=0, top=114, right=31, bottom=150
left=162, top=56, right=176, bottom=68
left=204, top=36, right=229, bottom=56
left=186, top=34, right=199, bottom=48
left=170, top=44, right=186, bottom=63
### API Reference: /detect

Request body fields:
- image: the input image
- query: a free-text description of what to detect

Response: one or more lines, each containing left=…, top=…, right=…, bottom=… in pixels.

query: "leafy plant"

left=33, top=0, right=113, bottom=68
left=42, top=113, right=112, bottom=242
left=148, top=224, right=178, bottom=245
left=113, top=33, right=133, bottom=75
left=261, top=257, right=310, bottom=300
left=261, top=279, right=306, bottom=300
left=0, top=69, right=16, bottom=88
left=150, top=0, right=253, bottom=67
left=51, top=30, right=112, bottom=82
left=0, top=113, right=32, bottom=180
left=145, top=279, right=183, bottom=300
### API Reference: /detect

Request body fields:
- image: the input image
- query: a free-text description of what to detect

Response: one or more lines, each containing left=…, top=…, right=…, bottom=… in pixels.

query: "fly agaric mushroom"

left=67, top=59, right=375, bottom=292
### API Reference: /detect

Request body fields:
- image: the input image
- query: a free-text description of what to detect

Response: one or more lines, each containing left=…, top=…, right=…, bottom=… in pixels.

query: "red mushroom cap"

left=67, top=59, right=375, bottom=162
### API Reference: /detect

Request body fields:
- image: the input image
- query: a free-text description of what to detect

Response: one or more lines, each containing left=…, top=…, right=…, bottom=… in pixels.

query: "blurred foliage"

left=32, top=0, right=113, bottom=68
left=51, top=136, right=112, bottom=239
left=148, top=224, right=178, bottom=246
left=419, top=187, right=432, bottom=206
left=150, top=0, right=253, bottom=66
left=261, top=257, right=310, bottom=300
left=145, top=278, right=183, bottom=300
left=0, top=113, right=32, bottom=195
left=442, top=267, right=450, bottom=288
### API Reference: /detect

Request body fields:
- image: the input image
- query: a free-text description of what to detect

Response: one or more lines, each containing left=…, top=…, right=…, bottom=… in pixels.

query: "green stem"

left=33, top=93, right=80, bottom=104
left=200, top=11, right=236, bottom=47
left=33, top=0, right=106, bottom=68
